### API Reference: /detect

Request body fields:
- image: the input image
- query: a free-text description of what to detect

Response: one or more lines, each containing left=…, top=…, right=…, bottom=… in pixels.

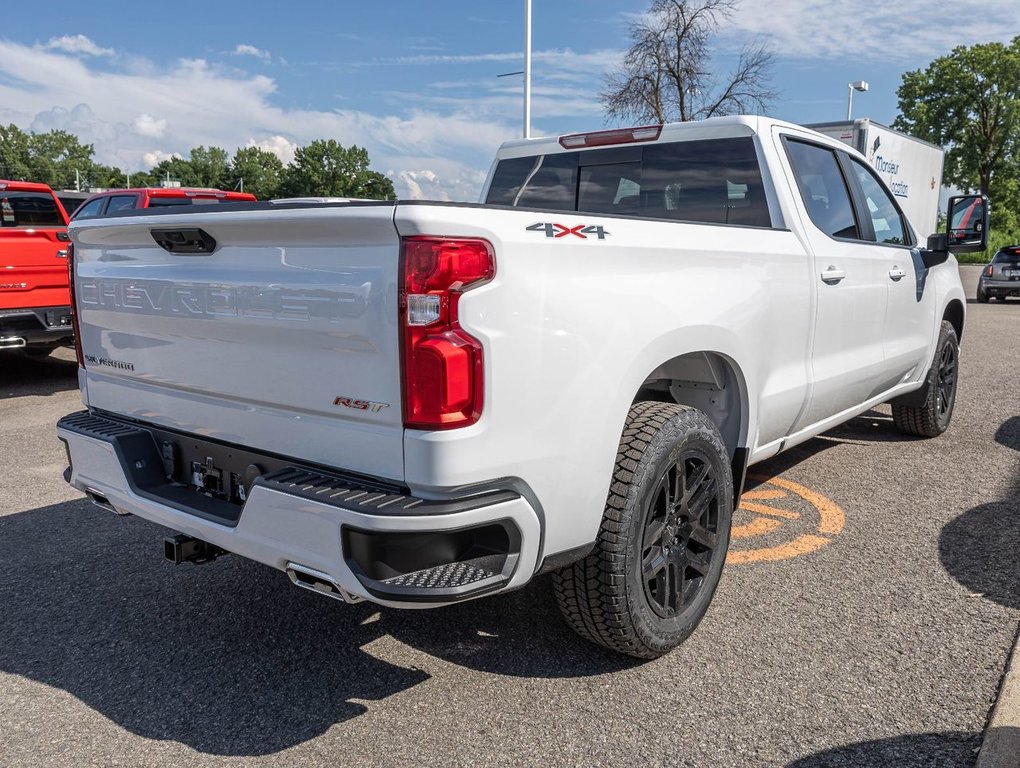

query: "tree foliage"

left=894, top=37, right=1020, bottom=233
left=602, top=0, right=776, bottom=124
left=227, top=147, right=285, bottom=199
left=0, top=126, right=396, bottom=201
left=282, top=140, right=396, bottom=200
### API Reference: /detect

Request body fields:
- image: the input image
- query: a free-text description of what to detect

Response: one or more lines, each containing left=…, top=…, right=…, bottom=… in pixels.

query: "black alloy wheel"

left=640, top=450, right=720, bottom=619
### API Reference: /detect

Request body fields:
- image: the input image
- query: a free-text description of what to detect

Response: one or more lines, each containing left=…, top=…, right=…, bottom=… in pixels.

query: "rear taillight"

left=986, top=264, right=994, bottom=277
left=400, top=237, right=494, bottom=429
left=67, top=243, right=84, bottom=368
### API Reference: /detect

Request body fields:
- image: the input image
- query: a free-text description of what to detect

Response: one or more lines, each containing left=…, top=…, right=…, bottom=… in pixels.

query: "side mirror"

left=946, top=194, right=989, bottom=254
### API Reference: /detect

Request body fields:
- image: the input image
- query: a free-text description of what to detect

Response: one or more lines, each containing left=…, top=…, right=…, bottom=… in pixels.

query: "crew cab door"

left=780, top=136, right=891, bottom=428
left=841, top=155, right=934, bottom=381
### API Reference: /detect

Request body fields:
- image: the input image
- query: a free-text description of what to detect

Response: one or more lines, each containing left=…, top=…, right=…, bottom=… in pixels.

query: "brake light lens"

left=67, top=243, right=84, bottom=368
left=559, top=124, right=662, bottom=149
left=986, top=264, right=994, bottom=277
left=400, top=237, right=494, bottom=429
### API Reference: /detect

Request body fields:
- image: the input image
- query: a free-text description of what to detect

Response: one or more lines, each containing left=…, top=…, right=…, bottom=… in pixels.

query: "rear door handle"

left=820, top=266, right=846, bottom=285
left=888, top=266, right=907, bottom=281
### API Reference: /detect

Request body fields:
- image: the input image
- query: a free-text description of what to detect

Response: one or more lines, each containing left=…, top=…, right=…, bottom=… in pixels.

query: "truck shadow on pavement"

left=939, top=415, right=1020, bottom=610
left=0, top=500, right=629, bottom=756
left=784, top=730, right=981, bottom=767
left=0, top=350, right=79, bottom=398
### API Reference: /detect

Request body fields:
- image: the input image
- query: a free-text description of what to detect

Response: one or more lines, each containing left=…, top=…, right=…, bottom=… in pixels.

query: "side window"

left=105, top=195, right=138, bottom=214
left=71, top=198, right=106, bottom=220
left=785, top=140, right=860, bottom=240
left=641, top=137, right=772, bottom=227
left=849, top=159, right=910, bottom=246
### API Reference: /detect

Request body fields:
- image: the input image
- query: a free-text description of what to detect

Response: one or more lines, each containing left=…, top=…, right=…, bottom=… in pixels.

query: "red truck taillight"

left=67, top=243, right=84, bottom=368
left=400, top=236, right=494, bottom=430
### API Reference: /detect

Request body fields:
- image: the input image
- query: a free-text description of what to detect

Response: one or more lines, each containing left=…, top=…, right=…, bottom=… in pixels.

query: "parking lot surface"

left=1, top=265, right=1017, bottom=767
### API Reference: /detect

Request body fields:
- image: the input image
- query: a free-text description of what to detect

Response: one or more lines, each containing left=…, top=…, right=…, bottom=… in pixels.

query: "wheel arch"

left=632, top=350, right=750, bottom=458
left=943, top=298, right=965, bottom=343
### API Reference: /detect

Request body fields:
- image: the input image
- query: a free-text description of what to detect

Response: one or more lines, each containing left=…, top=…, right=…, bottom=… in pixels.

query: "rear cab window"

left=0, top=192, right=66, bottom=228
left=485, top=136, right=774, bottom=228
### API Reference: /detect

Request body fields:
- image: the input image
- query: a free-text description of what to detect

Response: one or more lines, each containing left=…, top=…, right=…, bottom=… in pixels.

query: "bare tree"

left=602, top=0, right=777, bottom=124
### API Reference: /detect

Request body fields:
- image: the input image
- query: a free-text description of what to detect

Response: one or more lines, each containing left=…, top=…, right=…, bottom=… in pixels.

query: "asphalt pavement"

left=0, top=264, right=1017, bottom=768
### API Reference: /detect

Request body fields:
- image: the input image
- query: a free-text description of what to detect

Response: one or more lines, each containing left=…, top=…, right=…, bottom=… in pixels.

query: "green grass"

left=953, top=229, right=1019, bottom=264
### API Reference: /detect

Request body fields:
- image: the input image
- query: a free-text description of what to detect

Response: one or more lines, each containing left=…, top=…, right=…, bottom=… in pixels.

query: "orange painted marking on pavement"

left=727, top=534, right=832, bottom=564
left=730, top=517, right=783, bottom=539
left=740, top=487, right=787, bottom=501
left=751, top=474, right=845, bottom=535
left=727, top=475, right=847, bottom=564
left=739, top=501, right=800, bottom=520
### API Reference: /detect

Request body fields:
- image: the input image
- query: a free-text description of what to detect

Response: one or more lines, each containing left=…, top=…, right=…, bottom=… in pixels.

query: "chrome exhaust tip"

left=286, top=563, right=363, bottom=604
left=0, top=336, right=26, bottom=349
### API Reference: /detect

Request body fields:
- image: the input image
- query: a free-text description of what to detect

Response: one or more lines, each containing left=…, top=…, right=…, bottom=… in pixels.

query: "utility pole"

left=523, top=0, right=532, bottom=139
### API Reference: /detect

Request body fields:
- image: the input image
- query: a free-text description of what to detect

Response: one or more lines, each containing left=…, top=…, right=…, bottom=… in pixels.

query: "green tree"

left=149, top=155, right=197, bottom=187
left=894, top=37, right=1020, bottom=234
left=602, top=0, right=777, bottom=124
left=0, top=124, right=33, bottom=180
left=227, top=146, right=285, bottom=198
left=282, top=139, right=396, bottom=200
left=188, top=146, right=230, bottom=188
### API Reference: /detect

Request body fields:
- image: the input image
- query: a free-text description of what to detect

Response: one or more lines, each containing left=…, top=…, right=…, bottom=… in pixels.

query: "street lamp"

left=847, top=80, right=869, bottom=121
left=496, top=0, right=533, bottom=139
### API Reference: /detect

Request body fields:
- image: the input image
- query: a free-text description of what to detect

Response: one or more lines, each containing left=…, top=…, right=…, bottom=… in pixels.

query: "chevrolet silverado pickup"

left=57, top=116, right=987, bottom=659
left=1, top=180, right=73, bottom=353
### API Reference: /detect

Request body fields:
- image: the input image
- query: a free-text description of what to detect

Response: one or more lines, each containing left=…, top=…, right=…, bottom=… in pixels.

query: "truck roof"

left=0, top=180, right=56, bottom=193
left=492, top=115, right=845, bottom=160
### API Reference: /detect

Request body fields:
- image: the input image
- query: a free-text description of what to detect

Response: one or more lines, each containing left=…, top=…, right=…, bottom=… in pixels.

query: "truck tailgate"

left=0, top=227, right=69, bottom=310
left=70, top=204, right=406, bottom=482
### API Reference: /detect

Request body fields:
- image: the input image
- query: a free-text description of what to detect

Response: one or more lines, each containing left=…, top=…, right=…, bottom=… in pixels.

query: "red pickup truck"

left=0, top=180, right=73, bottom=354
left=70, top=187, right=256, bottom=219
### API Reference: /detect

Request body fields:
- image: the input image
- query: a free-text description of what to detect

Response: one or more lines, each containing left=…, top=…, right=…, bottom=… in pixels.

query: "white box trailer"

left=807, top=119, right=945, bottom=239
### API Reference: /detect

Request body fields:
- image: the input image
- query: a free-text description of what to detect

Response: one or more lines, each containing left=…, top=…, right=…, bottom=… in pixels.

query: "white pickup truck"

left=57, top=116, right=987, bottom=659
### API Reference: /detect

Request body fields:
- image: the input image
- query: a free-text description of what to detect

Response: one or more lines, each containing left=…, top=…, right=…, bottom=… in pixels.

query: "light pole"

left=523, top=0, right=532, bottom=138
left=846, top=80, right=869, bottom=121
left=497, top=1, right=534, bottom=139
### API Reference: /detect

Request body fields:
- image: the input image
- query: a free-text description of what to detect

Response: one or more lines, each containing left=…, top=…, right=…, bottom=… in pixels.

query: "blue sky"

left=1, top=0, right=1017, bottom=199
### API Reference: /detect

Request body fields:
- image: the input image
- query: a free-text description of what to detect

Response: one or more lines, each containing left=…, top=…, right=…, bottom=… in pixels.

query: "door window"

left=71, top=197, right=106, bottom=220
left=105, top=195, right=138, bottom=214
left=785, top=140, right=859, bottom=240
left=849, top=159, right=910, bottom=246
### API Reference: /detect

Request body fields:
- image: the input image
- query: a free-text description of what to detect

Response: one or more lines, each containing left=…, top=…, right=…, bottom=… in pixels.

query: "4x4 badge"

left=526, top=222, right=610, bottom=240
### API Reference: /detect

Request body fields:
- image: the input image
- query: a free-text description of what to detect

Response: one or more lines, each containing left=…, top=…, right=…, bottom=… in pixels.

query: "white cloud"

left=234, top=44, right=271, bottom=61
left=0, top=39, right=514, bottom=200
left=726, top=0, right=1020, bottom=59
left=42, top=34, right=114, bottom=57
left=142, top=150, right=182, bottom=168
left=246, top=135, right=298, bottom=165
left=133, top=114, right=166, bottom=138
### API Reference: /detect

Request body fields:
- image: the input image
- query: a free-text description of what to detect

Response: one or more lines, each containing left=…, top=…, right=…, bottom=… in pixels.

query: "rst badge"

left=527, top=222, right=610, bottom=240
left=333, top=396, right=389, bottom=413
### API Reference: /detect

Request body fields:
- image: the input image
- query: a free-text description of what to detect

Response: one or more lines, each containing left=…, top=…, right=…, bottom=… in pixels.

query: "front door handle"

left=820, top=266, right=846, bottom=285
left=56, top=249, right=68, bottom=259
left=888, top=266, right=907, bottom=281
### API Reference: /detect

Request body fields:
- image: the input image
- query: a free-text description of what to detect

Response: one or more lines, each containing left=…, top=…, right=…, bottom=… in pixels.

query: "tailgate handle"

left=151, top=228, right=217, bottom=255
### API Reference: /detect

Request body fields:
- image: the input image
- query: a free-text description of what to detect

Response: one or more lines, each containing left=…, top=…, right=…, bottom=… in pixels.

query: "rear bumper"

left=56, top=410, right=542, bottom=608
left=979, top=278, right=1020, bottom=297
left=0, top=306, right=73, bottom=349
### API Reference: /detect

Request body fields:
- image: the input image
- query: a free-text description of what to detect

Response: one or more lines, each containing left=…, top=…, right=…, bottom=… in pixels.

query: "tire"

left=976, top=285, right=988, bottom=303
left=891, top=320, right=959, bottom=438
left=552, top=402, right=733, bottom=659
